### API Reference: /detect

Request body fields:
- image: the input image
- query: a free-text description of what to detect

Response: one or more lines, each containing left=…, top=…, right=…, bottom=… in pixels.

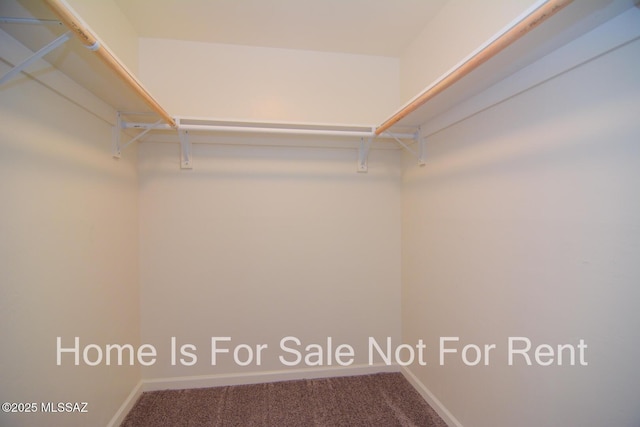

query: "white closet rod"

left=43, top=0, right=571, bottom=140
left=43, top=0, right=177, bottom=128
left=375, top=0, right=573, bottom=135
left=123, top=122, right=416, bottom=139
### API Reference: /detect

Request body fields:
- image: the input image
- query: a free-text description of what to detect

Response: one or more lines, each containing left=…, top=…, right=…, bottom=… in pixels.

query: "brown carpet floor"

left=121, top=372, right=448, bottom=426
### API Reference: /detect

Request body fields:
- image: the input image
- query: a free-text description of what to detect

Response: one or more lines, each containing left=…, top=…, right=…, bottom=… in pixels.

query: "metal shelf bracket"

left=383, top=130, right=426, bottom=167
left=179, top=129, right=192, bottom=169
left=113, top=112, right=163, bottom=158
left=0, top=29, right=71, bottom=86
left=357, top=138, right=372, bottom=173
left=417, top=128, right=427, bottom=167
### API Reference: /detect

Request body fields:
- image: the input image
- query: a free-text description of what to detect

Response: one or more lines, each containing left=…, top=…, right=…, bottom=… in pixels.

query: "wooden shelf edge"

left=375, top=0, right=573, bottom=136
left=43, top=0, right=177, bottom=128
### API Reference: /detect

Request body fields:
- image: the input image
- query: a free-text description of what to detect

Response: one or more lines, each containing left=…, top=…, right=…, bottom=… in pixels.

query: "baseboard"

left=106, top=380, right=143, bottom=427
left=111, top=365, right=453, bottom=426
left=141, top=363, right=399, bottom=392
left=401, top=366, right=463, bottom=427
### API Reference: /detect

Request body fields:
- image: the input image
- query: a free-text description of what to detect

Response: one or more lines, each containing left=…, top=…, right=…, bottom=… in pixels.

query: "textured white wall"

left=401, top=18, right=640, bottom=427
left=138, top=38, right=400, bottom=124
left=138, top=140, right=401, bottom=380
left=0, top=62, right=140, bottom=424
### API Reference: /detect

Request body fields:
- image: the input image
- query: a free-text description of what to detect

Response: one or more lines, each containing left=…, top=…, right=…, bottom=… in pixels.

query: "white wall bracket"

left=113, top=112, right=164, bottom=158
left=113, top=111, right=123, bottom=158
left=0, top=30, right=71, bottom=86
left=383, top=130, right=426, bottom=167
left=357, top=138, right=372, bottom=173
left=179, top=129, right=193, bottom=169
left=0, top=17, right=63, bottom=26
left=418, top=137, right=427, bottom=166
left=417, top=128, right=427, bottom=167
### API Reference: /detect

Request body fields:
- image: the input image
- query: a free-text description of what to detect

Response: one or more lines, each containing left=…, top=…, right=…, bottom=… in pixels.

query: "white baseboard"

left=111, top=365, right=460, bottom=426
left=141, top=363, right=399, bottom=392
left=401, top=366, right=463, bottom=427
left=106, top=380, right=143, bottom=427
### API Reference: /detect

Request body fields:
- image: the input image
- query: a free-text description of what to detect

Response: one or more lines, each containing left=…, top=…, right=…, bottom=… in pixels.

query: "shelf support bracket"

left=113, top=111, right=123, bottom=158
left=121, top=119, right=162, bottom=151
left=0, top=17, right=63, bottom=26
left=0, top=30, right=71, bottom=86
left=113, top=113, right=164, bottom=158
left=418, top=128, right=427, bottom=167
left=384, top=130, right=426, bottom=167
left=357, top=138, right=372, bottom=173
left=179, top=129, right=193, bottom=169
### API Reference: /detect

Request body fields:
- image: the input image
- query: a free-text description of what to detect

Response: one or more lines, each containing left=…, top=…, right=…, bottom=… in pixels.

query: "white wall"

left=400, top=0, right=537, bottom=103
left=138, top=139, right=401, bottom=381
left=401, top=17, right=640, bottom=427
left=138, top=38, right=399, bottom=124
left=0, top=62, right=140, bottom=425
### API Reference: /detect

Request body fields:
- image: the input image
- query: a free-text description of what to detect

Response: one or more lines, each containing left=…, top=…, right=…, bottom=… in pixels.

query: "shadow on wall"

left=403, top=42, right=640, bottom=188
left=137, top=137, right=403, bottom=187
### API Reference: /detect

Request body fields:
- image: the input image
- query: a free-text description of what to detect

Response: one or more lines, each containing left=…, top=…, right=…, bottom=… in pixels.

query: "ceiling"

left=114, top=0, right=448, bottom=57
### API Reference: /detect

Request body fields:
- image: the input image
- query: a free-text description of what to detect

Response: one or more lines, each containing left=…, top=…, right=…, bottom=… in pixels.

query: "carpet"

left=121, top=372, right=448, bottom=426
